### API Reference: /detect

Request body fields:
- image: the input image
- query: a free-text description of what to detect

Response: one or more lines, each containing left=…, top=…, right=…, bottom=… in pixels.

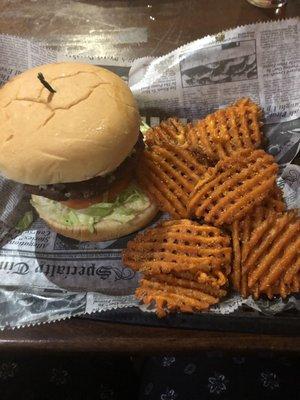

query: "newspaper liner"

left=0, top=18, right=299, bottom=329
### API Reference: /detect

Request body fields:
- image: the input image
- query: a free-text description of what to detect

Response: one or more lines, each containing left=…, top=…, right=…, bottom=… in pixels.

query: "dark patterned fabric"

left=0, top=354, right=138, bottom=400
left=0, top=353, right=299, bottom=399
left=139, top=353, right=300, bottom=400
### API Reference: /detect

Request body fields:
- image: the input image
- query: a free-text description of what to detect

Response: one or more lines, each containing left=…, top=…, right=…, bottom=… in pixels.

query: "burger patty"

left=24, top=134, right=144, bottom=201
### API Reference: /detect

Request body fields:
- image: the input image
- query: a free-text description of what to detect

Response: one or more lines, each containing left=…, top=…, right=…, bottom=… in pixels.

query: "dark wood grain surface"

left=0, top=0, right=299, bottom=352
left=0, top=0, right=298, bottom=59
left=1, top=318, right=300, bottom=354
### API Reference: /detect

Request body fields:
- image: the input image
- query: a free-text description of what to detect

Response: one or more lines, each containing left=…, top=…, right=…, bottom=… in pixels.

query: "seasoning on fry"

left=187, top=98, right=262, bottom=160
left=123, top=219, right=231, bottom=275
left=145, top=117, right=189, bottom=148
left=188, top=149, right=278, bottom=225
left=136, top=143, right=207, bottom=218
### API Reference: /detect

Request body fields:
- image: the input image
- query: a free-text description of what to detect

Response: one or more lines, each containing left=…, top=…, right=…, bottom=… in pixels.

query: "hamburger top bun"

left=0, top=63, right=140, bottom=185
left=34, top=199, right=158, bottom=242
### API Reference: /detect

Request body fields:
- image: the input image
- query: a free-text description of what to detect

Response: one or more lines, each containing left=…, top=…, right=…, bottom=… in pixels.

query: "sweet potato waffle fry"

left=230, top=187, right=286, bottom=294
left=123, top=219, right=231, bottom=276
left=126, top=98, right=299, bottom=315
left=231, top=209, right=299, bottom=299
left=145, top=117, right=189, bottom=147
left=188, top=149, right=278, bottom=225
left=243, top=211, right=300, bottom=299
left=136, top=273, right=227, bottom=317
left=136, top=142, right=208, bottom=218
left=187, top=98, right=262, bottom=160
left=172, top=271, right=228, bottom=294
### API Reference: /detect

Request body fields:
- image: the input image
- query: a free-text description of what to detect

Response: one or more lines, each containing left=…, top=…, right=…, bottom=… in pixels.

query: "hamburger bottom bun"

left=33, top=201, right=158, bottom=242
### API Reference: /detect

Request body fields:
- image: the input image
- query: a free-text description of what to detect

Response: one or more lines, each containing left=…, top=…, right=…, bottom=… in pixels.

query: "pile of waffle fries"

left=122, top=98, right=300, bottom=317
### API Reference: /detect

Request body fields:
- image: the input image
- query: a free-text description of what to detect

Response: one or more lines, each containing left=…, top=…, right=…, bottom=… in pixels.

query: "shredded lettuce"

left=16, top=211, right=34, bottom=231
left=31, top=185, right=150, bottom=233
left=140, top=120, right=151, bottom=135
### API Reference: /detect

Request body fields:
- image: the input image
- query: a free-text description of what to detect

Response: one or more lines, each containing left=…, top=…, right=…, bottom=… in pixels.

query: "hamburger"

left=0, top=62, right=157, bottom=241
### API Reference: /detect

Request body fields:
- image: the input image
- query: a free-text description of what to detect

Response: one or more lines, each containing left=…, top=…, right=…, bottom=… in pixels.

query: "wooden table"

left=0, top=0, right=298, bottom=58
left=1, top=318, right=300, bottom=354
left=0, top=0, right=299, bottom=353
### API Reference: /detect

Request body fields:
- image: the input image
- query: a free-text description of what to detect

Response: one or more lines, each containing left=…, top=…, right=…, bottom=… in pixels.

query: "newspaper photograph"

left=0, top=17, right=299, bottom=329
left=130, top=19, right=299, bottom=124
